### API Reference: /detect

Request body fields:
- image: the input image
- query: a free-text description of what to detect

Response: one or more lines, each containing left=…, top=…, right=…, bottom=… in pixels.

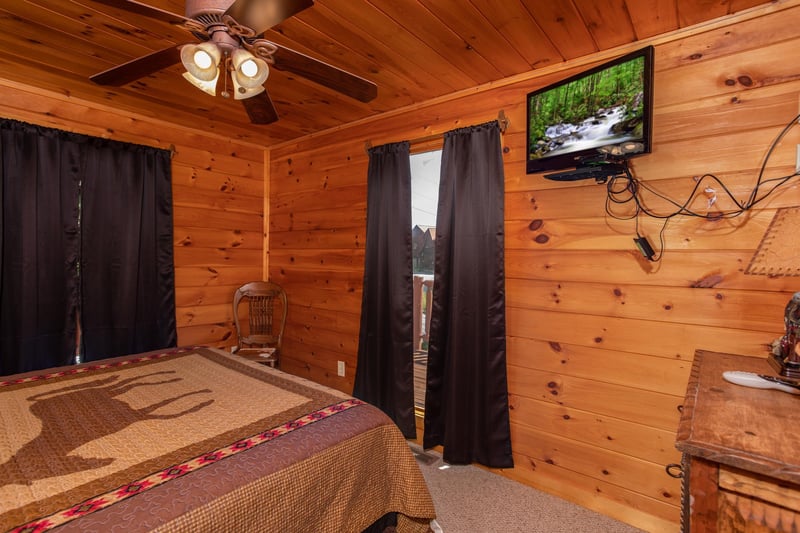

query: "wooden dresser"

left=675, top=350, right=800, bottom=532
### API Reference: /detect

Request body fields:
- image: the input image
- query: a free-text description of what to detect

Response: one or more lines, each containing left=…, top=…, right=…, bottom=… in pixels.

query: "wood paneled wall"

left=269, top=4, right=800, bottom=531
left=2, top=2, right=799, bottom=529
left=0, top=80, right=265, bottom=350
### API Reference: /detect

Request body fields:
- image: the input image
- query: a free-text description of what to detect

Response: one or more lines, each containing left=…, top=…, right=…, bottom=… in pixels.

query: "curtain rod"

left=364, top=109, right=509, bottom=153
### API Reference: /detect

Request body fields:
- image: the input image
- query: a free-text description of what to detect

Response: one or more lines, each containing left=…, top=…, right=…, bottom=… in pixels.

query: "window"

left=410, top=149, right=441, bottom=410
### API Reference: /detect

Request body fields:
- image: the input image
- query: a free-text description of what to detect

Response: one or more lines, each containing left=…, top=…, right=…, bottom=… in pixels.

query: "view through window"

left=410, top=150, right=441, bottom=410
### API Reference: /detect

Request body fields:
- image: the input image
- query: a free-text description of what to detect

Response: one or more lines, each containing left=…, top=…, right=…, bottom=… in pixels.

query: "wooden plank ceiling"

left=0, top=0, right=773, bottom=147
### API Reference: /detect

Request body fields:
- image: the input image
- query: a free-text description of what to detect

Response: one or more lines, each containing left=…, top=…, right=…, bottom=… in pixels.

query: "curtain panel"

left=423, top=121, right=513, bottom=468
left=0, top=120, right=81, bottom=374
left=80, top=139, right=176, bottom=360
left=0, top=119, right=176, bottom=375
left=353, top=141, right=416, bottom=439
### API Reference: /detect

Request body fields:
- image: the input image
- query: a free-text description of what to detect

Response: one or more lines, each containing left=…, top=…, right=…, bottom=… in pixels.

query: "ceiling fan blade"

left=89, top=0, right=190, bottom=25
left=90, top=46, right=182, bottom=86
left=270, top=43, right=377, bottom=103
left=242, top=90, right=279, bottom=124
left=224, top=0, right=313, bottom=35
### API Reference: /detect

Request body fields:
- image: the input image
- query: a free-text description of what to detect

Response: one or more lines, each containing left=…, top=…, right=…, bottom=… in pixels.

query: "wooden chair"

left=232, top=281, right=287, bottom=368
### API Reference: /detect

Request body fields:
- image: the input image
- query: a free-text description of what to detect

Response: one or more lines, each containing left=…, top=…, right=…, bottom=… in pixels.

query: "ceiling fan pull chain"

left=221, top=55, right=231, bottom=99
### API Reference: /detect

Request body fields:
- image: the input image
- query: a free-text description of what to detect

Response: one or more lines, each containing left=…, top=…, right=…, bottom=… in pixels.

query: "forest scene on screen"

left=528, top=56, right=645, bottom=161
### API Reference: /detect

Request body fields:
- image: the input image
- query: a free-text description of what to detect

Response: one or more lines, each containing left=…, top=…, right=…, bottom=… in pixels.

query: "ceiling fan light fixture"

left=232, top=77, right=266, bottom=100
left=231, top=48, right=269, bottom=89
left=182, top=70, right=219, bottom=96
left=181, top=42, right=221, bottom=81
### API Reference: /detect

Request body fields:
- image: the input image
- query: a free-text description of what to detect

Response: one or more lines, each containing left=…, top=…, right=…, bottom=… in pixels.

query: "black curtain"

left=423, top=121, right=513, bottom=468
left=353, top=141, right=416, bottom=439
left=0, top=120, right=81, bottom=374
left=80, top=139, right=176, bottom=361
left=0, top=119, right=176, bottom=375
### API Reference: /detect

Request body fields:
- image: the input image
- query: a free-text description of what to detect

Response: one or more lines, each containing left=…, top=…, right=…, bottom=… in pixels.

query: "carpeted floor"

left=410, top=444, right=645, bottom=533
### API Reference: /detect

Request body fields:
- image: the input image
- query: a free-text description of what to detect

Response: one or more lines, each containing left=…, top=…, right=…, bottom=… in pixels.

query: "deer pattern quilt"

left=0, top=347, right=435, bottom=533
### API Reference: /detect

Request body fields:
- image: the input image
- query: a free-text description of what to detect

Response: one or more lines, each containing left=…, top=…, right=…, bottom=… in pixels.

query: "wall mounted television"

left=526, top=46, right=654, bottom=175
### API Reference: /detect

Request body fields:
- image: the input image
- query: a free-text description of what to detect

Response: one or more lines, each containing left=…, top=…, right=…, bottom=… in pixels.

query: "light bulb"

left=240, top=59, right=259, bottom=78
left=231, top=48, right=268, bottom=88
left=193, top=50, right=213, bottom=70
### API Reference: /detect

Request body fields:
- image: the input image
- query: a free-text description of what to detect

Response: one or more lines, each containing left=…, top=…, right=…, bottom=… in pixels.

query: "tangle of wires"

left=604, top=112, right=800, bottom=262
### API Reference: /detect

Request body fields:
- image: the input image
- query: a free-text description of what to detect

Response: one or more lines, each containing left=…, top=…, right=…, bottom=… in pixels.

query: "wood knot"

left=691, top=274, right=723, bottom=288
left=529, top=219, right=543, bottom=231
left=534, top=234, right=550, bottom=244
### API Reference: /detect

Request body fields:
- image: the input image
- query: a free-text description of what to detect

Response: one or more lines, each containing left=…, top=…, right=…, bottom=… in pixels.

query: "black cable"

left=651, top=218, right=669, bottom=262
left=605, top=112, right=800, bottom=261
left=746, top=112, right=800, bottom=208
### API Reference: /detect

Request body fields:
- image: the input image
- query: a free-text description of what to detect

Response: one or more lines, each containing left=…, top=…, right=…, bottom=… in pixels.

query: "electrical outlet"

left=337, top=361, right=345, bottom=377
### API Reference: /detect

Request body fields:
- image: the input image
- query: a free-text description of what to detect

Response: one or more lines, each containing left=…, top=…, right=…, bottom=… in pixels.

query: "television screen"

left=526, top=46, right=654, bottom=174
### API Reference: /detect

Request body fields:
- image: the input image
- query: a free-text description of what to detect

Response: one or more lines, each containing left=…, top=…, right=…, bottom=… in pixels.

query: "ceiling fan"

left=89, top=0, right=378, bottom=124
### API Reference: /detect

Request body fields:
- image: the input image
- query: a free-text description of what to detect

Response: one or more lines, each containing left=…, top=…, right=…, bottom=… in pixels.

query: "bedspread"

left=0, top=347, right=435, bottom=532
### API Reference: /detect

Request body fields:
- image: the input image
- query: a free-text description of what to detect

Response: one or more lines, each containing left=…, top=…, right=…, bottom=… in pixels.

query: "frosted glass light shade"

left=232, top=75, right=266, bottom=100
left=231, top=48, right=269, bottom=89
left=180, top=42, right=221, bottom=82
left=182, top=70, right=219, bottom=96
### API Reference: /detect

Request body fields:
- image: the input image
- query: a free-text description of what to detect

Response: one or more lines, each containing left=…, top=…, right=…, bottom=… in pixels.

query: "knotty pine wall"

left=0, top=80, right=265, bottom=350
left=2, top=2, right=799, bottom=530
left=269, top=4, right=800, bottom=531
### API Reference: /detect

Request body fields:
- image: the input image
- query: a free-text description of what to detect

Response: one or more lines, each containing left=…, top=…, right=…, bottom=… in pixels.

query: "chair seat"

left=235, top=347, right=278, bottom=367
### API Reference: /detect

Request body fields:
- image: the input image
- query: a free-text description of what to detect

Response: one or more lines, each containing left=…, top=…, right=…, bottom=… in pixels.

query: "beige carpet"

left=410, top=444, right=645, bottom=533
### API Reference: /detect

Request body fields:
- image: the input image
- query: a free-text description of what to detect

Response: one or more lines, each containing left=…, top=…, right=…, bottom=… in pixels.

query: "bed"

left=0, top=346, right=436, bottom=532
